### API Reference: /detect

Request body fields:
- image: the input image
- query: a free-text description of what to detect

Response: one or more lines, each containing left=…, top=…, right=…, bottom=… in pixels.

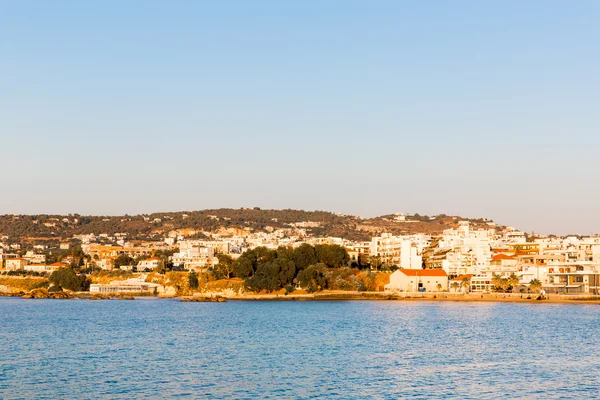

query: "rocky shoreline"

left=180, top=295, right=228, bottom=303
left=1, top=288, right=136, bottom=301
left=3, top=289, right=600, bottom=304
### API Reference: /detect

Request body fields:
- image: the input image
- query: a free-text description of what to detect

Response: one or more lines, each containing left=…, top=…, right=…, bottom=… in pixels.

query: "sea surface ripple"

left=0, top=298, right=598, bottom=399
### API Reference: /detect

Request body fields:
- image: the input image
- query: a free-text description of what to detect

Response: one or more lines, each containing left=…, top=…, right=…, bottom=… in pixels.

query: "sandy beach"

left=228, top=291, right=600, bottom=304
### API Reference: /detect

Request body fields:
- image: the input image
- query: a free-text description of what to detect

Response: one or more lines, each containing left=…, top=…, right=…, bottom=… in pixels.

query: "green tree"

left=232, top=247, right=276, bottom=278
left=451, top=282, right=460, bottom=292
left=50, top=268, right=90, bottom=292
left=213, top=254, right=235, bottom=279
left=292, top=244, right=318, bottom=271
left=255, top=246, right=277, bottom=264
left=114, top=254, right=135, bottom=269
left=233, top=255, right=254, bottom=278
left=296, top=263, right=328, bottom=293
left=188, top=271, right=199, bottom=290
left=245, top=259, right=296, bottom=293
left=277, top=259, right=296, bottom=287
left=275, top=246, right=294, bottom=261
left=315, top=244, right=349, bottom=268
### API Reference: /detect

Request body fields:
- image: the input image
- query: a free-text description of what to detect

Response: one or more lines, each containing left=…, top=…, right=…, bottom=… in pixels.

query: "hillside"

left=0, top=209, right=502, bottom=242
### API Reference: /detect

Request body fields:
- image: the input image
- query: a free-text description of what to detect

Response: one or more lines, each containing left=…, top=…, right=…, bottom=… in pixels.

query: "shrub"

left=48, top=285, right=62, bottom=293
left=50, top=268, right=90, bottom=292
left=188, top=272, right=199, bottom=290
left=28, top=281, right=50, bottom=290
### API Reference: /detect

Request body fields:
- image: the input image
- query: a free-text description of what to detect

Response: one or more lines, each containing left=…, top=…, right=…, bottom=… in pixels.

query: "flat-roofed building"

left=544, top=262, right=600, bottom=294
left=137, top=257, right=162, bottom=271
left=24, top=264, right=47, bottom=273
left=90, top=279, right=162, bottom=295
left=5, top=258, right=27, bottom=271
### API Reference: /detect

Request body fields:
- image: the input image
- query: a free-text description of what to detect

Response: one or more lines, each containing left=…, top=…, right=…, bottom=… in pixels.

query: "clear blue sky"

left=1, top=1, right=599, bottom=235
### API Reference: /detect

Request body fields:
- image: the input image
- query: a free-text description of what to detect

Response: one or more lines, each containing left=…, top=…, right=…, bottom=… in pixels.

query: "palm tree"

left=451, top=282, right=460, bottom=292
left=529, top=278, right=542, bottom=293
left=507, top=273, right=520, bottom=291
left=461, top=276, right=471, bottom=293
left=491, top=274, right=503, bottom=292
left=370, top=256, right=382, bottom=272
left=436, top=283, right=442, bottom=292
left=499, top=278, right=511, bottom=293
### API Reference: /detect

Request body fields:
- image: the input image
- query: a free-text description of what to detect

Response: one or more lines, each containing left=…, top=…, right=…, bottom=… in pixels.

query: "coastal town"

left=1, top=210, right=599, bottom=298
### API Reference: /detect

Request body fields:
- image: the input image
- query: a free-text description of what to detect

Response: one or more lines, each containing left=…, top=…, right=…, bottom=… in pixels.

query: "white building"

left=90, top=279, right=162, bottom=295
left=435, top=223, right=493, bottom=276
left=24, top=264, right=47, bottom=273
left=5, top=258, right=27, bottom=271
left=136, top=257, right=161, bottom=271
left=370, top=234, right=427, bottom=268
left=384, top=269, right=448, bottom=292
left=171, top=242, right=216, bottom=270
left=24, top=251, right=46, bottom=265
left=544, top=261, right=600, bottom=294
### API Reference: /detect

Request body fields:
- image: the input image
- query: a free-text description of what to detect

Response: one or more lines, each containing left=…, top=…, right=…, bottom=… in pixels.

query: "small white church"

left=384, top=269, right=448, bottom=292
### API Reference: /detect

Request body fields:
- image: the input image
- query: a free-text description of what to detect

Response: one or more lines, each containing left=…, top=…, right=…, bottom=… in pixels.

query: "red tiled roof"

left=398, top=269, right=447, bottom=277
left=493, top=254, right=516, bottom=261
left=450, top=274, right=473, bottom=281
left=50, top=262, right=68, bottom=267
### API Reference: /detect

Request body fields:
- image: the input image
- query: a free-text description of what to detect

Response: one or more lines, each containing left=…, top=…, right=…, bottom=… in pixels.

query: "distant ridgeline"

left=0, top=209, right=500, bottom=242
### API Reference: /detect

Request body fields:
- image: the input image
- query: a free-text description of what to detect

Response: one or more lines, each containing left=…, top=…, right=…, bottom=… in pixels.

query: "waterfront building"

left=520, top=264, right=550, bottom=286
left=90, top=282, right=161, bottom=295
left=469, top=275, right=494, bottom=292
left=449, top=275, right=472, bottom=292
left=544, top=261, right=600, bottom=294
left=384, top=269, right=448, bottom=292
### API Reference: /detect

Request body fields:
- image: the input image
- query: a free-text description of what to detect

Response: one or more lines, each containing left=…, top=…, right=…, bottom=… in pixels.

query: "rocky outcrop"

left=21, top=288, right=75, bottom=299
left=0, top=292, right=25, bottom=297
left=180, top=295, right=227, bottom=303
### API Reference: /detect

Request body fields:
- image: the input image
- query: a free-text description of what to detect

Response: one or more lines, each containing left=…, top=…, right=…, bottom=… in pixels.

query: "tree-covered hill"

left=0, top=208, right=502, bottom=241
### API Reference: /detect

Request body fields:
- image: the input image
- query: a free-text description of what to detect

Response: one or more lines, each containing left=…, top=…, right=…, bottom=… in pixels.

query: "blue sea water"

left=0, top=298, right=599, bottom=399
